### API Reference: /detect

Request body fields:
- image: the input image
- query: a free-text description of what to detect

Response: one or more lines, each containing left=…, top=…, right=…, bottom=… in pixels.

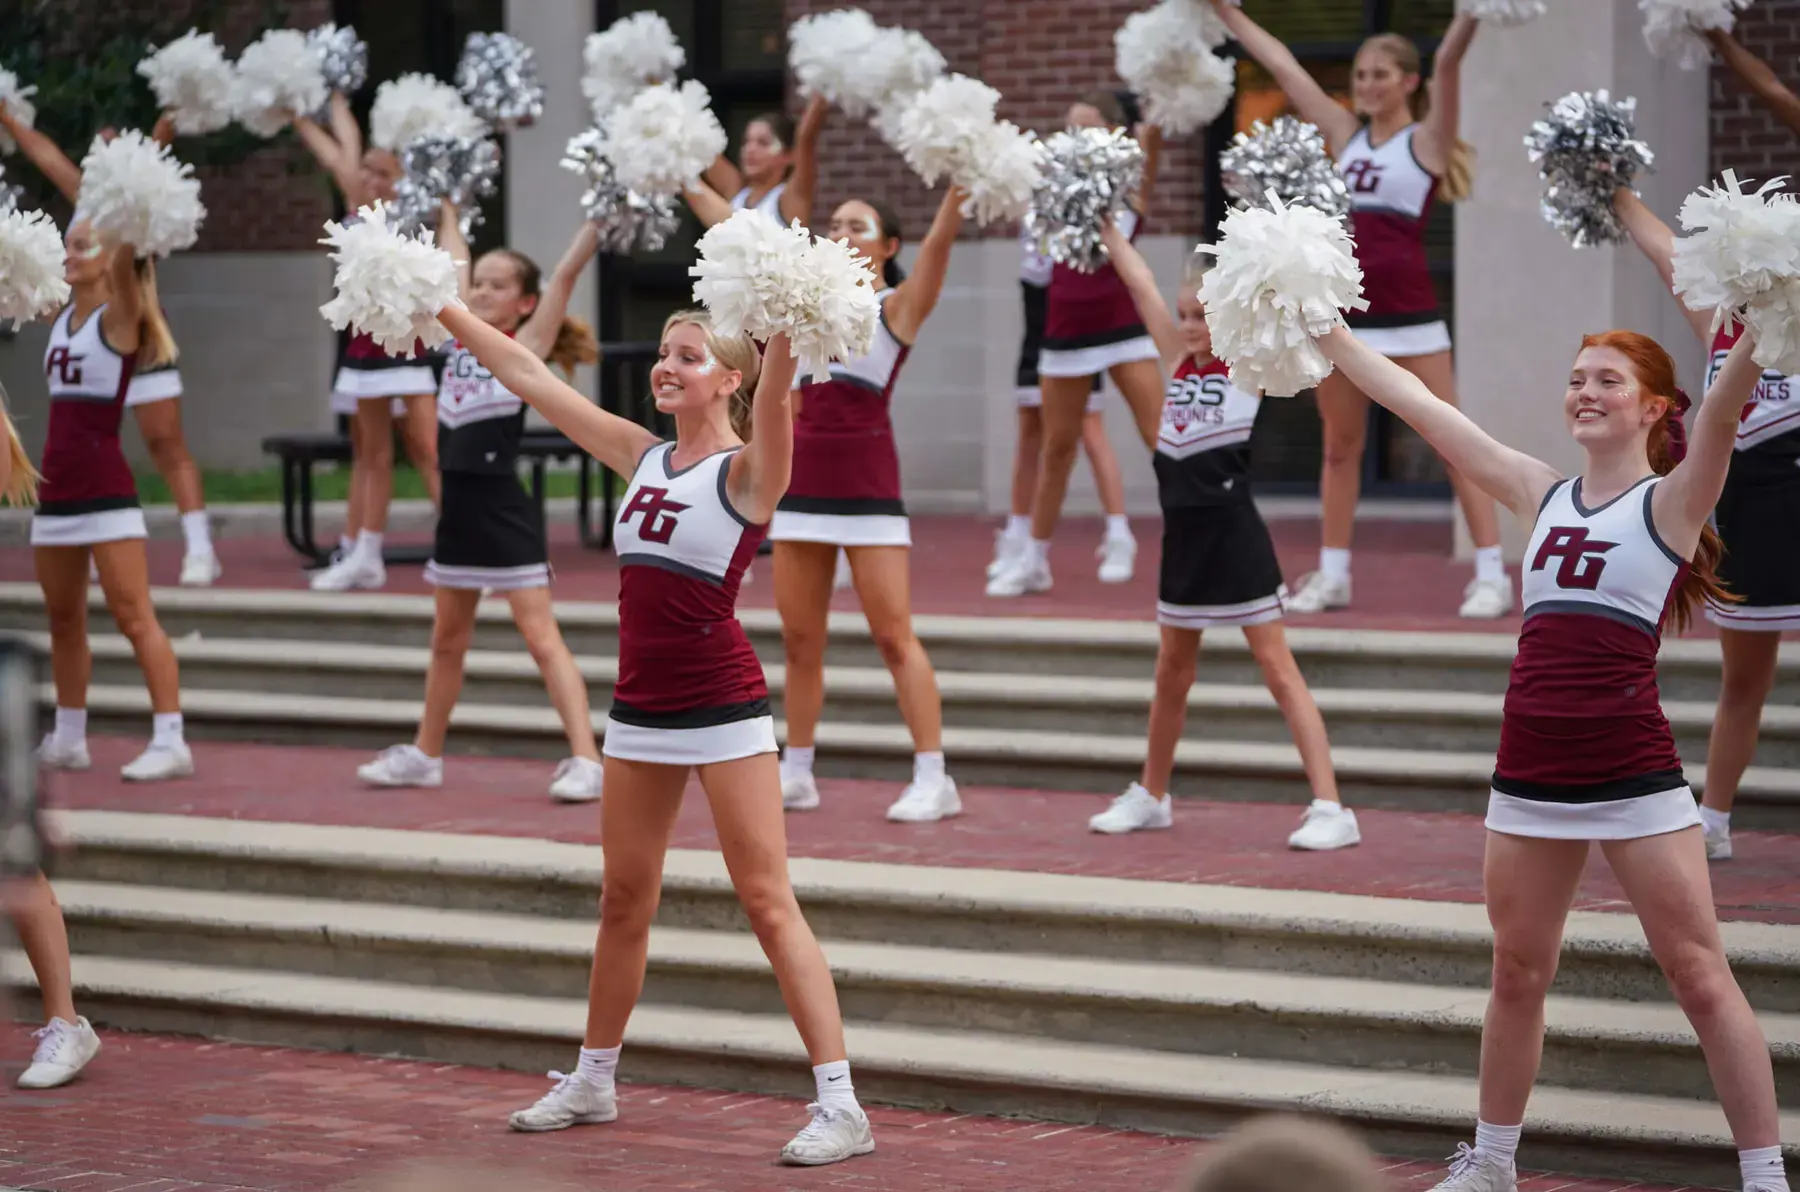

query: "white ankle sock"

left=1309, top=799, right=1344, bottom=816
left=152, top=712, right=184, bottom=749
left=782, top=746, right=815, bottom=779
left=1028, top=537, right=1050, bottom=565
left=338, top=533, right=355, bottom=557
left=1740, top=1144, right=1787, bottom=1190
left=54, top=706, right=87, bottom=744
left=1004, top=514, right=1030, bottom=538
left=180, top=510, right=212, bottom=556
left=576, top=1044, right=620, bottom=1090
left=1701, top=806, right=1731, bottom=834
left=1473, top=1120, right=1521, bottom=1169
left=1473, top=545, right=1506, bottom=584
left=354, top=530, right=383, bottom=562
left=1319, top=547, right=1351, bottom=584
left=1104, top=514, right=1132, bottom=540
left=813, top=1059, right=859, bottom=1113
left=913, top=751, right=945, bottom=783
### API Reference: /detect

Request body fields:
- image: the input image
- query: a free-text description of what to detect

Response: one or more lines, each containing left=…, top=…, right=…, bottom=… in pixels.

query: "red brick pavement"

left=46, top=737, right=1800, bottom=925
left=0, top=1028, right=1688, bottom=1192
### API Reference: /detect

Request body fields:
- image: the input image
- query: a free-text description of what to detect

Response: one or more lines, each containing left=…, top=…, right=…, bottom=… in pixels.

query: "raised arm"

left=329, top=92, right=364, bottom=169
left=1100, top=220, right=1181, bottom=374
left=1133, top=123, right=1163, bottom=216
left=1316, top=326, right=1559, bottom=519
left=726, top=331, right=799, bottom=523
left=99, top=242, right=145, bottom=354
left=0, top=106, right=82, bottom=204
left=437, top=201, right=472, bottom=299
left=702, top=154, right=744, bottom=203
left=517, top=221, right=602, bottom=361
left=682, top=178, right=737, bottom=228
left=778, top=95, right=827, bottom=227
left=1414, top=13, right=1475, bottom=177
left=438, top=304, right=657, bottom=477
left=293, top=108, right=364, bottom=206
left=1707, top=28, right=1800, bottom=138
left=1208, top=0, right=1360, bottom=150
left=1653, top=330, right=1762, bottom=555
left=883, top=187, right=965, bottom=343
left=1613, top=188, right=1711, bottom=343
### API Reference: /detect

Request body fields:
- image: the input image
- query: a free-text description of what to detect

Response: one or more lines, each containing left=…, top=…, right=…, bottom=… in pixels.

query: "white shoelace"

left=1444, top=1143, right=1481, bottom=1181
left=31, top=1021, right=77, bottom=1065
left=790, top=1102, right=850, bottom=1146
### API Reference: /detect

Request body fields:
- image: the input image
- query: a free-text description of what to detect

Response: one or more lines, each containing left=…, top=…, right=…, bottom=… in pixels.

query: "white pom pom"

left=76, top=131, right=205, bottom=259
left=1195, top=194, right=1368, bottom=397
left=1672, top=170, right=1800, bottom=374
left=961, top=121, right=1044, bottom=226
left=369, top=73, right=486, bottom=153
left=792, top=13, right=945, bottom=121
left=231, top=28, right=329, bottom=138
left=1116, top=3, right=1235, bottom=135
left=1640, top=0, right=1750, bottom=71
left=1458, top=0, right=1548, bottom=24
left=0, top=68, right=39, bottom=157
left=0, top=209, right=71, bottom=322
left=582, top=11, right=686, bottom=121
left=689, top=210, right=881, bottom=382
left=891, top=75, right=1000, bottom=183
left=138, top=29, right=236, bottom=136
left=319, top=202, right=462, bottom=355
left=601, top=80, right=727, bottom=198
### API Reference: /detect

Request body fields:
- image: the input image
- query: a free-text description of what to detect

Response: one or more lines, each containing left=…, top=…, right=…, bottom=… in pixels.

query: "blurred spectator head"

left=1182, top=1115, right=1389, bottom=1192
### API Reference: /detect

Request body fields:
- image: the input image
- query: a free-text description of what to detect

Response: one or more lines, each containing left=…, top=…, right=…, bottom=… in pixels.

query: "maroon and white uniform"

left=1336, top=124, right=1450, bottom=359
left=1488, top=476, right=1698, bottom=839
left=1701, top=321, right=1800, bottom=632
left=605, top=442, right=775, bottom=765
left=32, top=304, right=146, bottom=546
left=1017, top=228, right=1106, bottom=412
left=329, top=331, right=438, bottom=414
left=1038, top=209, right=1157, bottom=378
left=771, top=290, right=912, bottom=547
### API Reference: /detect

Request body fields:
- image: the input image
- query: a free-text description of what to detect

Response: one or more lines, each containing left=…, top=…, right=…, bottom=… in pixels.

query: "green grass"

left=133, top=465, right=598, bottom=506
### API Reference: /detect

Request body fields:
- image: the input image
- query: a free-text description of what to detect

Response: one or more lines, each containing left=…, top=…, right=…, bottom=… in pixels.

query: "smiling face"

left=652, top=321, right=741, bottom=417
left=1176, top=289, right=1214, bottom=360
left=738, top=118, right=793, bottom=187
left=825, top=200, right=894, bottom=283
left=360, top=148, right=402, bottom=203
left=1351, top=45, right=1419, bottom=121
left=1565, top=345, right=1668, bottom=451
left=63, top=220, right=110, bottom=287
left=468, top=252, right=537, bottom=332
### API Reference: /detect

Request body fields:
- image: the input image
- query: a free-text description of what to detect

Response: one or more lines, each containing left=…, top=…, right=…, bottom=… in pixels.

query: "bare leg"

left=353, top=399, right=397, bottom=534
left=773, top=541, right=836, bottom=751
left=1028, top=375, right=1100, bottom=541
left=343, top=413, right=367, bottom=542
left=399, top=391, right=441, bottom=508
left=35, top=546, right=90, bottom=711
left=1139, top=626, right=1200, bottom=797
left=1106, top=358, right=1164, bottom=451
left=1010, top=407, right=1044, bottom=517
left=509, top=586, right=599, bottom=760
left=847, top=546, right=941, bottom=753
left=1703, top=629, right=1781, bottom=816
left=1315, top=369, right=1369, bottom=553
left=1080, top=411, right=1128, bottom=518
left=93, top=539, right=179, bottom=713
left=1243, top=622, right=1340, bottom=804
left=415, top=587, right=481, bottom=757
left=6, top=873, right=77, bottom=1023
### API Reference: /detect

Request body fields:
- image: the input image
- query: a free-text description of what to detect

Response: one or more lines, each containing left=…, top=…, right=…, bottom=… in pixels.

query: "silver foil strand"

left=393, top=133, right=502, bottom=236
left=307, top=23, right=367, bottom=98
left=1524, top=89, right=1656, bottom=248
left=457, top=32, right=544, bottom=131
left=1219, top=116, right=1350, bottom=220
left=559, top=128, right=680, bottom=255
left=1023, top=127, right=1144, bottom=273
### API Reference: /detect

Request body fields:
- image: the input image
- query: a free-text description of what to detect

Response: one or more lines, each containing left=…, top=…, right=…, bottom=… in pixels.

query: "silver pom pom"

left=456, top=32, right=545, bottom=131
left=393, top=134, right=501, bottom=236
left=1524, top=89, right=1656, bottom=247
left=1023, top=127, right=1144, bottom=273
left=560, top=128, right=681, bottom=254
left=1219, top=116, right=1350, bottom=220
left=308, top=23, right=368, bottom=98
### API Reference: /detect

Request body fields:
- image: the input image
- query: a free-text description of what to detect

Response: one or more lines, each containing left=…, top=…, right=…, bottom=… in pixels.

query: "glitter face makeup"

left=697, top=347, right=718, bottom=376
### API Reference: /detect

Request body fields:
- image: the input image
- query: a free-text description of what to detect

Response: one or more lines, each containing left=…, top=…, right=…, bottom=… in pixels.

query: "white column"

left=1453, top=0, right=1708, bottom=559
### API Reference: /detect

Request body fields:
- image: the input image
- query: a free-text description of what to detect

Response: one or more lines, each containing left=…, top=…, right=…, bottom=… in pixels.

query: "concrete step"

left=63, top=682, right=1800, bottom=826
left=5, top=948, right=1791, bottom=1188
left=65, top=632, right=1800, bottom=766
left=50, top=878, right=1800, bottom=1106
left=0, top=583, right=1768, bottom=702
left=52, top=813, right=1800, bottom=1012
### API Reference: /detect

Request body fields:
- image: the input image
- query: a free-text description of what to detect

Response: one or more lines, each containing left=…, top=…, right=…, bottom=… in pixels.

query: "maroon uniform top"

left=780, top=291, right=911, bottom=516
left=1337, top=124, right=1441, bottom=328
left=38, top=303, right=138, bottom=516
left=1043, top=209, right=1148, bottom=352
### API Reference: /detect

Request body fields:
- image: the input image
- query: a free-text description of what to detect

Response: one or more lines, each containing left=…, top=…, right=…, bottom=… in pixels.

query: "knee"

left=1040, top=426, right=1082, bottom=467
left=1153, top=652, right=1197, bottom=699
left=110, top=599, right=162, bottom=645
left=1489, top=942, right=1557, bottom=1008
left=430, top=620, right=473, bottom=658
left=1320, top=426, right=1367, bottom=467
left=519, top=622, right=565, bottom=670
left=1721, top=661, right=1778, bottom=707
left=1253, top=649, right=1307, bottom=703
left=597, top=877, right=659, bottom=938
left=1661, top=944, right=1738, bottom=1021
left=45, top=601, right=85, bottom=640
left=870, top=624, right=917, bottom=671
left=737, top=881, right=801, bottom=941
left=782, top=621, right=828, bottom=669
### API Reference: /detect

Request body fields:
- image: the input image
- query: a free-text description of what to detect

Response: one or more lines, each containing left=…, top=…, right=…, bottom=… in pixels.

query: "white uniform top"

left=436, top=341, right=522, bottom=428
left=806, top=290, right=905, bottom=394
left=1522, top=476, right=1683, bottom=633
left=1157, top=363, right=1260, bottom=460
left=1019, top=225, right=1053, bottom=287
left=614, top=443, right=756, bottom=579
left=1704, top=326, right=1800, bottom=451
left=1337, top=124, right=1435, bottom=220
left=731, top=182, right=787, bottom=224
left=46, top=304, right=132, bottom=402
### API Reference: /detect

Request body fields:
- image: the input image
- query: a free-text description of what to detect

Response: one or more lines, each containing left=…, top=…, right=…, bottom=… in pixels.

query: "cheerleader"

left=294, top=92, right=441, bottom=590
left=433, top=304, right=874, bottom=1164
left=0, top=104, right=219, bottom=586
left=1209, top=3, right=1512, bottom=619
left=354, top=207, right=604, bottom=803
left=987, top=92, right=1164, bottom=597
left=988, top=225, right=1139, bottom=585
left=1087, top=222, right=1353, bottom=848
left=772, top=190, right=963, bottom=822
left=32, top=218, right=191, bottom=781
left=1306, top=324, right=1784, bottom=1192
left=683, top=96, right=826, bottom=228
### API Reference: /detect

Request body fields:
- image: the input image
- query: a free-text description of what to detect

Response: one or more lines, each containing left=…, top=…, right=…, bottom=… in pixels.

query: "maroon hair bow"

left=1665, top=388, right=1691, bottom=464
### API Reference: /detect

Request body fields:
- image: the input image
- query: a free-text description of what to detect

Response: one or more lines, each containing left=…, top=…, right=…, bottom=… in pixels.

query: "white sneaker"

left=310, top=553, right=386, bottom=592
left=120, top=741, right=193, bottom=782
left=779, top=1103, right=875, bottom=1166
left=1096, top=534, right=1136, bottom=584
left=1089, top=783, right=1173, bottom=834
left=507, top=1071, right=618, bottom=1133
left=1288, top=801, right=1361, bottom=851
left=1704, top=819, right=1733, bottom=861
left=179, top=551, right=221, bottom=588
left=1285, top=571, right=1351, bottom=613
left=37, top=733, right=90, bottom=771
left=1428, top=1144, right=1517, bottom=1191
left=833, top=550, right=853, bottom=590
left=357, top=744, right=443, bottom=788
left=548, top=757, right=604, bottom=803
left=782, top=770, right=821, bottom=811
left=18, top=1016, right=101, bottom=1089
left=886, top=773, right=961, bottom=822
left=1459, top=576, right=1514, bottom=619
left=985, top=553, right=1051, bottom=598
left=987, top=530, right=1026, bottom=580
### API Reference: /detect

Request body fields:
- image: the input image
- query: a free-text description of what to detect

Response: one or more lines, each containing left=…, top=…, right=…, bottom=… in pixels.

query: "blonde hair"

left=1183, top=1115, right=1388, bottom=1192
left=134, top=258, right=178, bottom=370
left=660, top=310, right=762, bottom=440
left=1359, top=32, right=1474, bottom=202
left=0, top=383, right=40, bottom=507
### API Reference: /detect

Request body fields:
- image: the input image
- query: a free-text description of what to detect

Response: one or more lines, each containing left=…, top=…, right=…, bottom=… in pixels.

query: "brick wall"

left=782, top=0, right=1208, bottom=242
left=1710, top=0, right=1800, bottom=182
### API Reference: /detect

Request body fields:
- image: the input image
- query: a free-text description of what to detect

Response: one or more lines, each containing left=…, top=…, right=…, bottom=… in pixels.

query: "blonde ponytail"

left=0, top=383, right=39, bottom=507
left=135, top=258, right=178, bottom=369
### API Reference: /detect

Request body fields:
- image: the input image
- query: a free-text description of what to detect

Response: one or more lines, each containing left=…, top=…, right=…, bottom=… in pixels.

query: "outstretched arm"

left=683, top=179, right=736, bottom=228
left=0, top=106, right=81, bottom=204
left=1100, top=220, right=1181, bottom=375
left=1653, top=330, right=1762, bottom=555
left=1316, top=326, right=1559, bottom=519
left=1414, top=13, right=1475, bottom=177
left=726, top=331, right=800, bottom=523
left=883, top=187, right=965, bottom=343
left=1707, top=28, right=1800, bottom=138
left=100, top=242, right=145, bottom=355
left=702, top=153, right=744, bottom=203
left=1613, top=188, right=1711, bottom=343
left=1208, top=0, right=1360, bottom=151
left=518, top=221, right=602, bottom=361
left=438, top=305, right=657, bottom=477
left=778, top=94, right=827, bottom=227
left=438, top=201, right=472, bottom=299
